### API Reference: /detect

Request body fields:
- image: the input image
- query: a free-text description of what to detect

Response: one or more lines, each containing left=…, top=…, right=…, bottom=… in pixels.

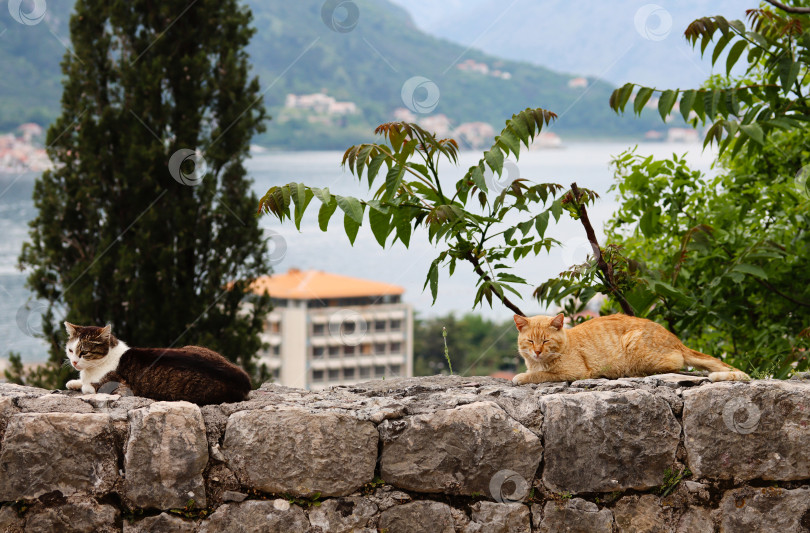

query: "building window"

left=344, top=345, right=355, bottom=356
left=374, top=320, right=386, bottom=332
left=359, top=366, right=371, bottom=379
left=273, top=368, right=281, bottom=380
left=389, top=364, right=402, bottom=376
left=313, top=323, right=325, bottom=336
left=374, top=365, right=386, bottom=377
left=342, top=322, right=356, bottom=336
left=389, top=342, right=402, bottom=353
left=272, top=344, right=281, bottom=356
left=390, top=319, right=402, bottom=331
left=328, top=345, right=341, bottom=358
left=361, top=343, right=372, bottom=355
left=374, top=342, right=386, bottom=355
left=313, top=346, right=325, bottom=359
left=328, top=369, right=340, bottom=381
left=312, top=369, right=324, bottom=382
left=344, top=367, right=356, bottom=379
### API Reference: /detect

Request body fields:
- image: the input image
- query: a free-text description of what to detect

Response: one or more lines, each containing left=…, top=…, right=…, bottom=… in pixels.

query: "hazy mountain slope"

left=389, top=0, right=751, bottom=88
left=0, top=0, right=663, bottom=148
left=247, top=0, right=660, bottom=147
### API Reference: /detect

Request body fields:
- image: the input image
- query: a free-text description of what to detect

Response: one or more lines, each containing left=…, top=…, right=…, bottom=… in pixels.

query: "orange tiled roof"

left=250, top=269, right=404, bottom=300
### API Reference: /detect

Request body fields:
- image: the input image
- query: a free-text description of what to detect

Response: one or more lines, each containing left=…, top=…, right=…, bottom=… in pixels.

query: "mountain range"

left=389, top=0, right=752, bottom=89
left=0, top=0, right=673, bottom=149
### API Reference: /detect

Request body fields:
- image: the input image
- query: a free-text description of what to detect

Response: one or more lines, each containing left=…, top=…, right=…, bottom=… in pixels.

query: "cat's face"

left=514, top=313, right=567, bottom=365
left=64, top=322, right=112, bottom=371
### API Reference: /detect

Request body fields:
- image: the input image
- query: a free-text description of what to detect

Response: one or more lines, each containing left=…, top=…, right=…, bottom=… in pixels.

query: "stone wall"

left=1, top=374, right=810, bottom=532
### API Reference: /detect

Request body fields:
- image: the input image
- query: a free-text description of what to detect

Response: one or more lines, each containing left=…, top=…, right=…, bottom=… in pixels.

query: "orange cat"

left=512, top=313, right=749, bottom=385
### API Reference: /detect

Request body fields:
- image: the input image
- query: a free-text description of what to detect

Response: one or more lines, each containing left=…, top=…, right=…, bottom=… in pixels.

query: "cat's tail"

left=683, top=348, right=750, bottom=382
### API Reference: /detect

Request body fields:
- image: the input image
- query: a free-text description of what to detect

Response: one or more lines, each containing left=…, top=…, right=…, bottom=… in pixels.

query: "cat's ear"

left=64, top=322, right=78, bottom=337
left=513, top=315, right=529, bottom=332
left=549, top=313, right=565, bottom=330
left=99, top=324, right=112, bottom=341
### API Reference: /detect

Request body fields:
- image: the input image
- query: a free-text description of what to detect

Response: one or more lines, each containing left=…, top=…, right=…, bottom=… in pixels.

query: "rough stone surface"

left=613, top=495, right=669, bottom=533
left=308, top=497, right=378, bottom=533
left=0, top=383, right=50, bottom=399
left=379, top=401, right=542, bottom=495
left=124, top=401, right=208, bottom=509
left=718, top=486, right=810, bottom=533
left=0, top=396, right=16, bottom=445
left=683, top=381, right=810, bottom=481
left=0, top=505, right=24, bottom=533
left=16, top=394, right=95, bottom=413
left=222, top=407, right=378, bottom=497
left=198, top=500, right=310, bottom=533
left=676, top=507, right=714, bottom=533
left=24, top=499, right=119, bottom=533
left=537, top=498, right=614, bottom=533
left=123, top=512, right=197, bottom=533
left=465, top=502, right=531, bottom=533
left=541, top=390, right=680, bottom=493
left=377, top=501, right=455, bottom=533
left=2, top=377, right=810, bottom=531
left=0, top=412, right=117, bottom=500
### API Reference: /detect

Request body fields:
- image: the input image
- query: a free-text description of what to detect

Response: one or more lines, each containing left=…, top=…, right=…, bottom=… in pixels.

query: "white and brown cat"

left=64, top=322, right=252, bottom=405
left=512, top=313, right=749, bottom=385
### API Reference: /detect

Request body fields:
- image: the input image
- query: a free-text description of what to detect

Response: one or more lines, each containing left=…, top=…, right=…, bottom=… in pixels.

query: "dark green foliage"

left=602, top=131, right=810, bottom=377
left=413, top=313, right=518, bottom=377
left=559, top=3, right=810, bottom=377
left=18, top=0, right=272, bottom=388
left=259, top=110, right=580, bottom=314
left=609, top=8, right=810, bottom=157
left=3, top=352, right=24, bottom=385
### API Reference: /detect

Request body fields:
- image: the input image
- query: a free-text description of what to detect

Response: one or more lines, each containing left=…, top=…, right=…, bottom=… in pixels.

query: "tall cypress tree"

left=18, top=0, right=271, bottom=388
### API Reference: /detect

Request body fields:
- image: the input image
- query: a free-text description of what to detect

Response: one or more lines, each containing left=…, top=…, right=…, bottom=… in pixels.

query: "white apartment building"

left=251, top=269, right=413, bottom=390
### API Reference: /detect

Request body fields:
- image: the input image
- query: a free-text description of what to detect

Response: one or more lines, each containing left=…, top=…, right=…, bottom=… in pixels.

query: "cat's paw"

left=512, top=372, right=532, bottom=385
left=66, top=379, right=82, bottom=390
left=81, top=384, right=96, bottom=394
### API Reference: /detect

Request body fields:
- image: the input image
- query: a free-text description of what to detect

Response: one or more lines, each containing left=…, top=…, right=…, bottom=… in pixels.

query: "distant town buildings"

left=393, top=107, right=417, bottom=123
left=456, top=59, right=512, bottom=80
left=388, top=110, right=566, bottom=150
left=666, top=128, right=700, bottom=143
left=417, top=114, right=453, bottom=138
left=284, top=92, right=358, bottom=115
left=453, top=122, right=496, bottom=149
left=528, top=131, right=563, bottom=149
left=567, top=77, right=588, bottom=89
left=0, top=123, right=52, bottom=173
left=250, top=268, right=413, bottom=390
